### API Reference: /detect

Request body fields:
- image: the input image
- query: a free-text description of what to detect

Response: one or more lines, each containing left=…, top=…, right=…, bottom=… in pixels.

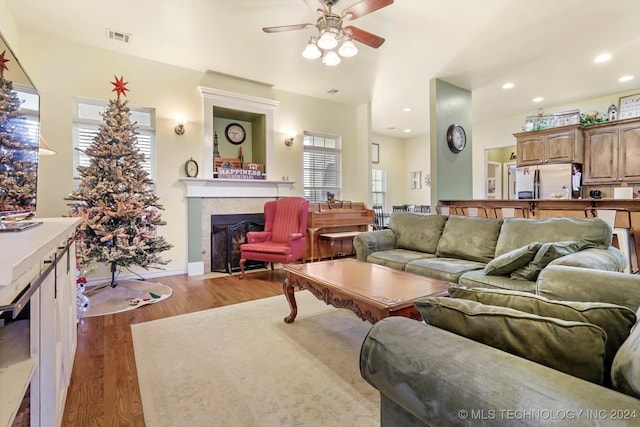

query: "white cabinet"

left=0, top=218, right=80, bottom=427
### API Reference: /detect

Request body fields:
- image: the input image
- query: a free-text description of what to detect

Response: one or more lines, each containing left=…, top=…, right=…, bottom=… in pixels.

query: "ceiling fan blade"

left=344, top=25, right=385, bottom=48
left=303, top=0, right=328, bottom=14
left=342, top=0, right=394, bottom=20
left=263, top=23, right=315, bottom=33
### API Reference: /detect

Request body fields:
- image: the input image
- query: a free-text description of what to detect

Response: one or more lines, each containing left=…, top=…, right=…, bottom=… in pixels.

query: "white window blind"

left=14, top=84, right=40, bottom=148
left=372, top=168, right=387, bottom=207
left=303, top=131, right=341, bottom=202
left=72, top=97, right=156, bottom=185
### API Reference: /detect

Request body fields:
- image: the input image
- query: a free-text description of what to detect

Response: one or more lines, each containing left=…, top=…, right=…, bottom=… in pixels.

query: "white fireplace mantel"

left=181, top=178, right=296, bottom=199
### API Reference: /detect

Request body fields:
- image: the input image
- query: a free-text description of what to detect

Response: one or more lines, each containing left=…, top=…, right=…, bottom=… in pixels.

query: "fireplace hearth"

left=211, top=213, right=265, bottom=274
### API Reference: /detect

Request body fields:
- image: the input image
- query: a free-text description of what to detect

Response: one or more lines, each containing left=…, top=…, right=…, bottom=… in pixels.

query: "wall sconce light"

left=38, top=135, right=57, bottom=156
left=284, top=132, right=297, bottom=147
left=174, top=117, right=186, bottom=135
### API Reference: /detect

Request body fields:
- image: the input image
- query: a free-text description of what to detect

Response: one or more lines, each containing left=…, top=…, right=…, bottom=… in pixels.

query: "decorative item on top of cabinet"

left=583, top=117, right=640, bottom=185
left=514, top=124, right=584, bottom=167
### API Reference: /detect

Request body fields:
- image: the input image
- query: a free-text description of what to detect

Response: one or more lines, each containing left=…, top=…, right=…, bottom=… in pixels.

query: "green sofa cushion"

left=435, top=215, right=503, bottom=263
left=510, top=241, right=580, bottom=281
left=484, top=242, right=541, bottom=275
left=494, top=217, right=612, bottom=257
left=449, top=286, right=637, bottom=381
left=612, top=317, right=640, bottom=398
left=414, top=297, right=607, bottom=384
left=389, top=212, right=447, bottom=254
left=549, top=247, right=626, bottom=272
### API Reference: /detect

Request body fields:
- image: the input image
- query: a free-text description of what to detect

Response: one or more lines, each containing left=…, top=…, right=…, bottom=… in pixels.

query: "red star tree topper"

left=0, top=50, right=9, bottom=77
left=111, top=75, right=129, bottom=99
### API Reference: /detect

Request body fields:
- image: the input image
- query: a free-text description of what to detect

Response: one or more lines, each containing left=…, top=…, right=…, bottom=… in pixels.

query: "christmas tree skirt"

left=81, top=279, right=172, bottom=318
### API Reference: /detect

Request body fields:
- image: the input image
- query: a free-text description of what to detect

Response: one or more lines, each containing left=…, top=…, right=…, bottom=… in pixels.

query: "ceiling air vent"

left=327, top=89, right=342, bottom=95
left=106, top=29, right=131, bottom=44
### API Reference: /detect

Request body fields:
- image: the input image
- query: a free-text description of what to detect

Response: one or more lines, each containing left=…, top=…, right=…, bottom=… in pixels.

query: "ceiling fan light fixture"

left=322, top=50, right=341, bottom=66
left=302, top=38, right=322, bottom=59
left=318, top=29, right=339, bottom=50
left=338, top=39, right=358, bottom=57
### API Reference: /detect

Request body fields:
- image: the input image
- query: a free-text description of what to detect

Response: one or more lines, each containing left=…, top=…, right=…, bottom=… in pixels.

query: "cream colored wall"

left=371, top=134, right=404, bottom=213
left=404, top=134, right=431, bottom=207
left=273, top=90, right=368, bottom=201
left=5, top=27, right=367, bottom=277
left=472, top=89, right=640, bottom=199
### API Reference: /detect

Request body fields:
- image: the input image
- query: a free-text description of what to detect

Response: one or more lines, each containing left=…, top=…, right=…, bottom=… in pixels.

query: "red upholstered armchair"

left=239, top=197, right=309, bottom=278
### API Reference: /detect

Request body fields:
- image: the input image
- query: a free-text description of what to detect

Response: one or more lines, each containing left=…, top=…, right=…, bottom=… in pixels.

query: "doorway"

left=484, top=145, right=517, bottom=200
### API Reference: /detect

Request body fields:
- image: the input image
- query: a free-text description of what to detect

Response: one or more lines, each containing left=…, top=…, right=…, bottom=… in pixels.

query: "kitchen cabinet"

left=0, top=218, right=81, bottom=427
left=583, top=117, right=640, bottom=184
left=515, top=124, right=584, bottom=166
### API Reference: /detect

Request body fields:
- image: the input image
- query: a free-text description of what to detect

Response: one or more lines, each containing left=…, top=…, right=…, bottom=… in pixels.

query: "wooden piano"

left=306, top=201, right=374, bottom=262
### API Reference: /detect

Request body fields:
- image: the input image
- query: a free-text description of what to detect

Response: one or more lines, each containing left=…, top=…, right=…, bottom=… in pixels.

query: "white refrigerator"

left=516, top=163, right=580, bottom=199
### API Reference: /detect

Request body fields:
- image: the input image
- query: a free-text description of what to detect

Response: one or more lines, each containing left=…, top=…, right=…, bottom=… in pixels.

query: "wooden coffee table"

left=283, top=258, right=451, bottom=324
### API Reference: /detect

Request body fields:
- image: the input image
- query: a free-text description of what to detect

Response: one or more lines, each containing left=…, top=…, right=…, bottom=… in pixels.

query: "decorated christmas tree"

left=67, top=76, right=172, bottom=287
left=0, top=50, right=38, bottom=216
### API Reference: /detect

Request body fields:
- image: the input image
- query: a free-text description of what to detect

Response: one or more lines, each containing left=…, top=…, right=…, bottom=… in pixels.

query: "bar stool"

left=585, top=208, right=638, bottom=274
left=493, top=206, right=526, bottom=218
left=436, top=205, right=455, bottom=215
left=459, top=207, right=488, bottom=217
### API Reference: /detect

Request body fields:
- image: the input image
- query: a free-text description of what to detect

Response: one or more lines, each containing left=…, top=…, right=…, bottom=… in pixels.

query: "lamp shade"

left=302, top=40, right=322, bottom=59
left=39, top=135, right=56, bottom=156
left=317, top=30, right=338, bottom=50
left=322, top=50, right=341, bottom=66
left=338, top=40, right=358, bottom=57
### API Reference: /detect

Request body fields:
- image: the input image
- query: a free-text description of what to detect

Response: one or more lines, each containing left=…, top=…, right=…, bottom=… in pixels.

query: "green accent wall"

left=429, top=79, right=472, bottom=208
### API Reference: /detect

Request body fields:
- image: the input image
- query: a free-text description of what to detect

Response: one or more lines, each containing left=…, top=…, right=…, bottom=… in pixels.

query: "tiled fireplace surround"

left=182, top=179, right=296, bottom=276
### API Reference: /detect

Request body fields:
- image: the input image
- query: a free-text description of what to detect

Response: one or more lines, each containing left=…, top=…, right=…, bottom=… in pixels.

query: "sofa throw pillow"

left=510, top=241, right=580, bottom=281
left=435, top=215, right=503, bottom=263
left=414, top=297, right=606, bottom=384
left=448, top=286, right=636, bottom=381
left=611, top=320, right=640, bottom=398
left=483, top=242, right=542, bottom=276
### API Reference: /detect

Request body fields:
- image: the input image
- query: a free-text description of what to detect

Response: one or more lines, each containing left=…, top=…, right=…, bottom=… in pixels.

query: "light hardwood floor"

left=59, top=270, right=285, bottom=426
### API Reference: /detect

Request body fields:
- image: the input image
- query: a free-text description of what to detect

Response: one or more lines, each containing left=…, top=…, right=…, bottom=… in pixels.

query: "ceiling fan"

left=263, top=0, right=394, bottom=66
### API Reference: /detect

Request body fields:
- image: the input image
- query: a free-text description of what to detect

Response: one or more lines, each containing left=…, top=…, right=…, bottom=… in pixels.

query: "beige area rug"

left=81, top=279, right=172, bottom=318
left=131, top=291, right=379, bottom=427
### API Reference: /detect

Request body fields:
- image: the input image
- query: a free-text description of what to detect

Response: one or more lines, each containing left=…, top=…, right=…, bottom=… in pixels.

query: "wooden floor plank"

left=57, top=270, right=285, bottom=427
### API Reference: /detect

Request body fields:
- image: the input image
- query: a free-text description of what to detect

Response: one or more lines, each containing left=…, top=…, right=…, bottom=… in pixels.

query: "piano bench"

left=319, top=231, right=363, bottom=260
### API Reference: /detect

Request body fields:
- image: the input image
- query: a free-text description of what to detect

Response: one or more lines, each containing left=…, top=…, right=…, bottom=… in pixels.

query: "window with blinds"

left=303, top=131, right=341, bottom=202
left=72, top=97, right=156, bottom=186
left=14, top=84, right=40, bottom=148
left=372, top=168, right=387, bottom=207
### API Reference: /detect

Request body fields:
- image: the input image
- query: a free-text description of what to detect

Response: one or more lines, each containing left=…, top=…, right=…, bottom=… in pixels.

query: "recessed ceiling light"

left=402, top=107, right=411, bottom=112
left=533, top=97, right=544, bottom=103
left=619, top=75, right=634, bottom=82
left=594, top=53, right=612, bottom=63
left=404, top=129, right=412, bottom=133
left=502, top=82, right=514, bottom=89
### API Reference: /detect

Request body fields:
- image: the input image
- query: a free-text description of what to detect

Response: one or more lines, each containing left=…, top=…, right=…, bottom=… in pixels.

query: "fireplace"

left=211, top=213, right=265, bottom=274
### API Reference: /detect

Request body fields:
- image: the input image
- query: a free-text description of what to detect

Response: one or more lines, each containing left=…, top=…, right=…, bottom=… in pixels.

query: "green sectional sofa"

left=360, top=266, right=640, bottom=426
left=353, top=212, right=626, bottom=293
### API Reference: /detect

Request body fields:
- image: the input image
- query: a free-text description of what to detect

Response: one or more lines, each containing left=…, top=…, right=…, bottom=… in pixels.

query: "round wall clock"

left=446, top=124, right=466, bottom=153
left=184, top=158, right=198, bottom=177
left=225, top=123, right=246, bottom=145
